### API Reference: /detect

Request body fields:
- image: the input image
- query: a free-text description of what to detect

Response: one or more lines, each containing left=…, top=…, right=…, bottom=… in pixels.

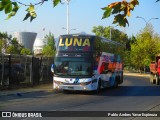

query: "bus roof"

left=59, top=34, right=95, bottom=37
left=100, top=36, right=124, bottom=47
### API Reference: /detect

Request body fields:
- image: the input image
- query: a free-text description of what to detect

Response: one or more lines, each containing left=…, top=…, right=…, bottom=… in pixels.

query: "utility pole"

left=63, top=0, right=76, bottom=34
left=66, top=0, right=70, bottom=34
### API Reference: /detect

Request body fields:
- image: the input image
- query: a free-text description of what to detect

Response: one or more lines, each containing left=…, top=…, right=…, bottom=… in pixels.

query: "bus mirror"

left=51, top=64, right=54, bottom=74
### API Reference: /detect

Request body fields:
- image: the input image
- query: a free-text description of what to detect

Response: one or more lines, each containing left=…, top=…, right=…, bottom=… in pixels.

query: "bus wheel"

left=157, top=80, right=160, bottom=85
left=95, top=80, right=101, bottom=94
left=156, top=75, right=160, bottom=85
left=113, top=76, right=118, bottom=88
left=120, top=72, right=123, bottom=84
left=154, top=75, right=159, bottom=85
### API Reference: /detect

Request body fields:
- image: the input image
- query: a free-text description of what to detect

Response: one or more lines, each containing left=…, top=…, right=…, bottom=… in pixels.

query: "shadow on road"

left=65, top=86, right=160, bottom=96
left=0, top=91, right=54, bottom=103
left=1, top=86, right=160, bottom=104
left=99, top=86, right=160, bottom=96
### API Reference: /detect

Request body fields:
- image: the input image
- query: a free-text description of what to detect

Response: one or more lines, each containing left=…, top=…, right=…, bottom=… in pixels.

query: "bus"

left=51, top=34, right=124, bottom=93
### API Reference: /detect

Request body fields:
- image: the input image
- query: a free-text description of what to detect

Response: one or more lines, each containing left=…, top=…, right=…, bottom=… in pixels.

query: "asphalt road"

left=0, top=74, right=160, bottom=120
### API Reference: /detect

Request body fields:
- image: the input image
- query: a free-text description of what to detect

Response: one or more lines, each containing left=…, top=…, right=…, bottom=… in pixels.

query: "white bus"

left=51, top=34, right=124, bottom=93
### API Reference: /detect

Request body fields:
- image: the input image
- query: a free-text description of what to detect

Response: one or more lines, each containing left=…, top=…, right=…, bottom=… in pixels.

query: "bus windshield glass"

left=58, top=37, right=92, bottom=52
left=54, top=57, right=92, bottom=76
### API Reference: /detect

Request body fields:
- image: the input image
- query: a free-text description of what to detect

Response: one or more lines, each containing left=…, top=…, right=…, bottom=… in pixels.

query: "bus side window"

left=100, top=62, right=109, bottom=74
left=100, top=63, right=105, bottom=74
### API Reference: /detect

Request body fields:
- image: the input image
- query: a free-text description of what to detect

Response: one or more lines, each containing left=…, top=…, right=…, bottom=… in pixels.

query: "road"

left=0, top=74, right=160, bottom=120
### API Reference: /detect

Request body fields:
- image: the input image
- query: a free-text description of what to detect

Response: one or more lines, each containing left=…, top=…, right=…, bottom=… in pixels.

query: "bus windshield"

left=54, top=57, right=92, bottom=76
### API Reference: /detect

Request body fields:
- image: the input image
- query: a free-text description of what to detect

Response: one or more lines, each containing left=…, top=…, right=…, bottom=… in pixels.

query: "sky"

left=0, top=0, right=160, bottom=39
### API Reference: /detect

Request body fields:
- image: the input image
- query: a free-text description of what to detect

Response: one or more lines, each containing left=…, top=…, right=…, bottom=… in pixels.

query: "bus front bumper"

left=53, top=81, right=96, bottom=91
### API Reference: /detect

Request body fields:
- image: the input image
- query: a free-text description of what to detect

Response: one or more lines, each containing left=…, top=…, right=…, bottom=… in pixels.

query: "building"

left=33, top=38, right=47, bottom=55
left=13, top=32, right=37, bottom=51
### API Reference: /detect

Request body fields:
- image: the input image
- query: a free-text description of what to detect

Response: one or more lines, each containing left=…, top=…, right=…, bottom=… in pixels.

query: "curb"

left=124, top=72, right=150, bottom=77
left=0, top=90, right=43, bottom=97
left=0, top=83, right=54, bottom=97
left=0, top=89, right=55, bottom=97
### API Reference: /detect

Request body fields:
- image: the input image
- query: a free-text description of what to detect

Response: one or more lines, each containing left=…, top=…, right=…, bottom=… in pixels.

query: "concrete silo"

left=33, top=38, right=47, bottom=55
left=13, top=32, right=37, bottom=51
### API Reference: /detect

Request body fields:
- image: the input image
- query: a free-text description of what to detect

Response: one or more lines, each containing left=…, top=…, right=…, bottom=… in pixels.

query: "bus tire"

left=113, top=76, right=118, bottom=88
left=156, top=75, right=160, bottom=85
left=154, top=75, right=159, bottom=85
left=120, top=72, right=123, bottom=84
left=95, top=79, right=101, bottom=94
left=157, top=80, right=160, bottom=85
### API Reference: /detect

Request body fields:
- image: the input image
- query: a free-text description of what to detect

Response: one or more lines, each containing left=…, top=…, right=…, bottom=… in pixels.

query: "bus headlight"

left=80, top=81, right=92, bottom=86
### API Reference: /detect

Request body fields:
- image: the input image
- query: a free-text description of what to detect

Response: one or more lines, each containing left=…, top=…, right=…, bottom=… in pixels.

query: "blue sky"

left=0, top=0, right=160, bottom=38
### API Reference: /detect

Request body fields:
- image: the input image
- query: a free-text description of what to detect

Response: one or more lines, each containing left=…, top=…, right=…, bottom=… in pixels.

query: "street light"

left=62, top=0, right=70, bottom=34
left=109, top=26, right=118, bottom=40
left=62, top=27, right=76, bottom=34
left=136, top=16, right=159, bottom=25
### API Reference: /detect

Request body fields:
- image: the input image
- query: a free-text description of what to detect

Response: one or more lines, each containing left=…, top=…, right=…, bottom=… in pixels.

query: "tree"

left=0, top=0, right=159, bottom=27
left=6, top=37, right=23, bottom=54
left=92, top=26, right=107, bottom=37
left=0, top=31, right=12, bottom=53
left=130, top=24, right=160, bottom=72
left=20, top=48, right=32, bottom=55
left=42, top=32, right=56, bottom=57
left=126, top=35, right=136, bottom=50
left=0, top=40, right=4, bottom=53
left=42, top=45, right=55, bottom=57
left=0, top=31, right=33, bottom=55
left=92, top=25, right=129, bottom=45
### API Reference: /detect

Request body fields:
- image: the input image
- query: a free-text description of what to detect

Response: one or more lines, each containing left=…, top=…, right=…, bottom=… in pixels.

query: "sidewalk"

left=0, top=83, right=54, bottom=97
left=124, top=72, right=150, bottom=77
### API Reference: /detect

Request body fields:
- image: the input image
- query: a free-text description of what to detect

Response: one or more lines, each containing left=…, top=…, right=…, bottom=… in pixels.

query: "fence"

left=0, top=54, right=54, bottom=90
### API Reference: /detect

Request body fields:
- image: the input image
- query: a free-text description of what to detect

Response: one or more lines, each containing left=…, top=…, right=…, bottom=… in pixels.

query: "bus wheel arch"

left=96, top=78, right=101, bottom=94
left=156, top=75, right=160, bottom=85
left=113, top=76, right=119, bottom=88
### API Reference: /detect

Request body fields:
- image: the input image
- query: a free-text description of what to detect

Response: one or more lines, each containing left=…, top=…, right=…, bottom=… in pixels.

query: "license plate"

left=66, top=87, right=74, bottom=90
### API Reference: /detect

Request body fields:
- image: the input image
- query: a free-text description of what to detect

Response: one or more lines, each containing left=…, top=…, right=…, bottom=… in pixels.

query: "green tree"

left=42, top=45, right=55, bottom=57
left=42, top=32, right=56, bottom=57
left=0, top=31, right=33, bottom=55
left=6, top=45, right=19, bottom=54
left=0, top=40, right=4, bottom=53
left=130, top=24, right=160, bottom=72
left=20, top=48, right=32, bottom=55
left=6, top=37, right=23, bottom=54
left=0, top=31, right=12, bottom=53
left=126, top=35, right=136, bottom=50
left=92, top=26, right=107, bottom=37
left=92, top=25, right=129, bottom=45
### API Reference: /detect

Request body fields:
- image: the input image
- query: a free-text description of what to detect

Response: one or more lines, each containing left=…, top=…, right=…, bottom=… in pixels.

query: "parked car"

left=0, top=63, right=25, bottom=85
